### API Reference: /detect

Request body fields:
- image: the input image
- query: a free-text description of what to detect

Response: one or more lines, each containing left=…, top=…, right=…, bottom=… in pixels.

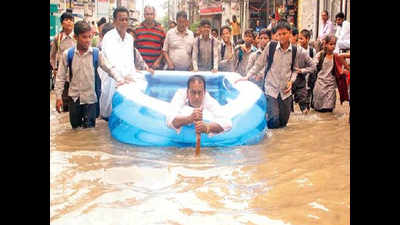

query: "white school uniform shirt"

left=334, top=21, right=350, bottom=53
left=166, top=89, right=232, bottom=137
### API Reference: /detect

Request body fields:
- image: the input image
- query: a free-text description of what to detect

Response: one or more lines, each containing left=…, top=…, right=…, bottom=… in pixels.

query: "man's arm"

left=245, top=44, right=269, bottom=80
left=212, top=38, right=219, bottom=72
left=133, top=48, right=148, bottom=71
left=162, top=33, right=175, bottom=69
left=54, top=50, right=68, bottom=112
left=50, top=37, right=58, bottom=71
left=98, top=51, right=124, bottom=84
left=192, top=37, right=199, bottom=71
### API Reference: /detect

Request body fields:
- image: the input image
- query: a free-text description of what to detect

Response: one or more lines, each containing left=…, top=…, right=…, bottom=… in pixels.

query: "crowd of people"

left=50, top=5, right=350, bottom=132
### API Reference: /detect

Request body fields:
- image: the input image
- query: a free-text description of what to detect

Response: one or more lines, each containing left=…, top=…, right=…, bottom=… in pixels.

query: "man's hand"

left=194, top=121, right=207, bottom=134
left=146, top=67, right=155, bottom=75
left=294, top=67, right=304, bottom=74
left=255, top=74, right=263, bottom=81
left=167, top=62, right=175, bottom=70
left=56, top=99, right=63, bottom=113
left=192, top=108, right=203, bottom=122
left=284, top=81, right=293, bottom=94
left=152, top=61, right=160, bottom=70
left=234, top=76, right=249, bottom=84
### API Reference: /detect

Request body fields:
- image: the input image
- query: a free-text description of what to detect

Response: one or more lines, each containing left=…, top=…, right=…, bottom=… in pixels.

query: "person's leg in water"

left=266, top=95, right=281, bottom=129
left=69, top=98, right=83, bottom=129
left=82, top=103, right=97, bottom=128
left=279, top=94, right=293, bottom=127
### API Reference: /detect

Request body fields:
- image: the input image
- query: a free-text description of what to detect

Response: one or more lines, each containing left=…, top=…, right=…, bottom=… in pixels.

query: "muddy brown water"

left=50, top=90, right=349, bottom=225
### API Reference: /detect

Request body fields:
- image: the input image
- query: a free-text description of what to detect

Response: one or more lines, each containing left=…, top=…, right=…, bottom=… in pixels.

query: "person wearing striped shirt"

left=133, top=6, right=166, bottom=70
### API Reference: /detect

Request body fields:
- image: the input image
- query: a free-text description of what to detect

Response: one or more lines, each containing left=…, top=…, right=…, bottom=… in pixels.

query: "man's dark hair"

left=237, top=39, right=245, bottom=45
left=300, top=29, right=311, bottom=39
left=220, top=26, right=231, bottom=34
left=335, top=12, right=345, bottom=19
left=176, top=11, right=188, bottom=20
left=97, top=17, right=107, bottom=27
left=74, top=21, right=91, bottom=36
left=211, top=28, right=218, bottom=35
left=113, top=6, right=129, bottom=20
left=187, top=75, right=206, bottom=91
left=60, top=12, right=74, bottom=23
left=276, top=20, right=291, bottom=31
left=291, top=27, right=299, bottom=36
left=101, top=23, right=114, bottom=36
left=244, top=29, right=254, bottom=38
left=322, top=10, right=329, bottom=16
left=271, top=13, right=275, bottom=19
left=200, top=19, right=211, bottom=27
left=232, top=15, right=237, bottom=22
left=259, top=28, right=270, bottom=38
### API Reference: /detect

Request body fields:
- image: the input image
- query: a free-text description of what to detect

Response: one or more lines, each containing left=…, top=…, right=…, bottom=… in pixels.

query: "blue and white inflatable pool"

left=108, top=71, right=267, bottom=147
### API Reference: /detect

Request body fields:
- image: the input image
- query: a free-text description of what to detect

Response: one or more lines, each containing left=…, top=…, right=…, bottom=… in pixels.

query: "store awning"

left=200, top=6, right=223, bottom=15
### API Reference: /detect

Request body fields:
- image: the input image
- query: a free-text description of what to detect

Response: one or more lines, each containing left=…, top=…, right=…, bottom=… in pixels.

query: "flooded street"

left=50, top=90, right=350, bottom=225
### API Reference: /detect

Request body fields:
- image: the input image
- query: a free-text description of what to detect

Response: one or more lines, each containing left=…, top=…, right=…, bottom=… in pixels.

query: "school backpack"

left=308, top=50, right=325, bottom=91
left=292, top=47, right=315, bottom=91
left=197, top=37, right=214, bottom=70
left=67, top=47, right=102, bottom=118
left=262, top=41, right=297, bottom=92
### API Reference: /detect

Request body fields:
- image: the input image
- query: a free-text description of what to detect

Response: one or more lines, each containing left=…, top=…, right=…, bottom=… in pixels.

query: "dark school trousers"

left=266, top=94, right=293, bottom=129
left=68, top=98, right=97, bottom=129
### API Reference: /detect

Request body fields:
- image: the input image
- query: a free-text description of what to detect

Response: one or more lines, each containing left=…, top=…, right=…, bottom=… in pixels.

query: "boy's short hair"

left=169, top=20, right=177, bottom=26
left=102, top=23, right=114, bottom=36
left=300, top=29, right=311, bottom=39
left=244, top=29, right=254, bottom=38
left=60, top=12, right=74, bottom=23
left=335, top=12, right=345, bottom=19
left=259, top=28, right=271, bottom=39
left=176, top=11, right=187, bottom=20
left=220, top=25, right=231, bottom=34
left=97, top=17, right=107, bottom=27
left=74, top=21, right=91, bottom=36
left=291, top=27, right=299, bottom=36
left=113, top=7, right=129, bottom=20
left=323, top=34, right=337, bottom=45
left=212, top=28, right=218, bottom=34
left=200, top=19, right=211, bottom=27
left=276, top=20, right=291, bottom=32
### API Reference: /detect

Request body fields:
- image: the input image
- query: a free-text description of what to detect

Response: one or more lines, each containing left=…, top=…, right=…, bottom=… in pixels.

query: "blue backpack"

left=67, top=47, right=102, bottom=118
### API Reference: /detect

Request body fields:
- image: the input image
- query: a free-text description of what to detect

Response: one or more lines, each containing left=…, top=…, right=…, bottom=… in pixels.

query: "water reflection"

left=50, top=91, right=350, bottom=225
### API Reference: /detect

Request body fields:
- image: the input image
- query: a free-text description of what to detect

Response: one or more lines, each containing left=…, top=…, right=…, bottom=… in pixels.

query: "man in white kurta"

left=100, top=7, right=142, bottom=119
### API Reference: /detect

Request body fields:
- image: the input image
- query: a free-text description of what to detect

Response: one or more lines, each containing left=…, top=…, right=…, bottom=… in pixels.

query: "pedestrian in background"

left=50, top=12, right=75, bottom=112
left=231, top=15, right=241, bottom=45
left=133, top=5, right=166, bottom=70
left=163, top=11, right=195, bottom=71
left=218, top=25, right=236, bottom=72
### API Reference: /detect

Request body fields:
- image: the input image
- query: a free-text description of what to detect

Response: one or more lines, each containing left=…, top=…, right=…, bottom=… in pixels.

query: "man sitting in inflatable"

left=166, top=75, right=232, bottom=136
